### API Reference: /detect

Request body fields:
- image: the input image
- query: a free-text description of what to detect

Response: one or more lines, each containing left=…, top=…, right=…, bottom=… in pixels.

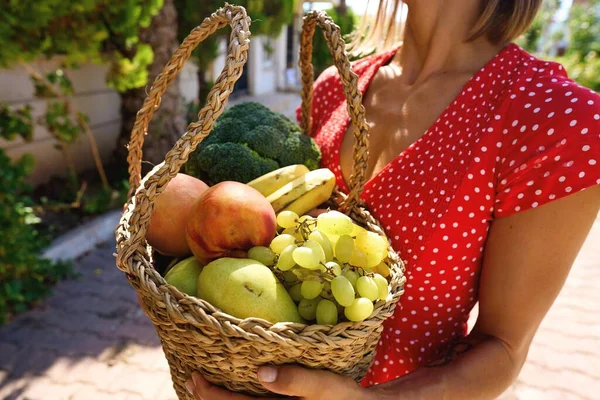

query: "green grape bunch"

left=248, top=209, right=393, bottom=325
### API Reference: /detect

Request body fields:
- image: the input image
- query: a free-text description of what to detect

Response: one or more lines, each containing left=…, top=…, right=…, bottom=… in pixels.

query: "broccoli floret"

left=278, top=132, right=322, bottom=171
left=184, top=101, right=322, bottom=184
left=243, top=125, right=287, bottom=161
left=191, top=142, right=279, bottom=184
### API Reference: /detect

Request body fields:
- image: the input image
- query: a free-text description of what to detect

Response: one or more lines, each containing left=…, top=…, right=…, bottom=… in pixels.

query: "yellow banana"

left=267, top=168, right=336, bottom=215
left=247, top=164, right=310, bottom=197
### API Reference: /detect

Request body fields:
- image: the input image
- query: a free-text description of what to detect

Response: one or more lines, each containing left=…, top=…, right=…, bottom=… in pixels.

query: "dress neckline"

left=336, top=43, right=517, bottom=194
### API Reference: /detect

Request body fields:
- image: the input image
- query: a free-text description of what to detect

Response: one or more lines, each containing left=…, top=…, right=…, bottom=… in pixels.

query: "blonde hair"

left=347, top=0, right=543, bottom=56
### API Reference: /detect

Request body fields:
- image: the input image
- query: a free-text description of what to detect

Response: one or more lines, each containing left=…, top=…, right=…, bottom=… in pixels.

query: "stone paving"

left=0, top=240, right=177, bottom=400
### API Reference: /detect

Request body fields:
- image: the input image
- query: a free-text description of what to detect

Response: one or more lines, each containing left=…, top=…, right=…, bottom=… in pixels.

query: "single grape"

left=364, top=250, right=385, bottom=269
left=292, top=247, right=320, bottom=270
left=277, top=210, right=299, bottom=229
left=298, top=297, right=321, bottom=320
left=373, top=273, right=389, bottom=300
left=301, top=280, right=324, bottom=300
left=270, top=234, right=296, bottom=254
left=355, top=231, right=388, bottom=256
left=331, top=276, right=355, bottom=307
left=349, top=248, right=368, bottom=268
left=356, top=276, right=379, bottom=301
left=375, top=261, right=391, bottom=277
left=344, top=298, right=374, bottom=322
left=247, top=246, right=276, bottom=266
left=342, top=269, right=359, bottom=288
left=308, top=230, right=334, bottom=261
left=324, top=232, right=339, bottom=251
left=276, top=244, right=297, bottom=271
left=288, top=283, right=303, bottom=302
left=283, top=270, right=299, bottom=284
left=335, top=235, right=354, bottom=263
left=281, top=227, right=302, bottom=240
left=303, top=240, right=326, bottom=264
left=325, top=261, right=342, bottom=276
left=316, top=299, right=338, bottom=325
left=316, top=211, right=354, bottom=235
left=320, top=286, right=333, bottom=300
left=351, top=223, right=367, bottom=237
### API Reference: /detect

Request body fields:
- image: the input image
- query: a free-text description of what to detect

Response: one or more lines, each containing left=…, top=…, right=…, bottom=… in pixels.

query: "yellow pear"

left=197, top=258, right=304, bottom=324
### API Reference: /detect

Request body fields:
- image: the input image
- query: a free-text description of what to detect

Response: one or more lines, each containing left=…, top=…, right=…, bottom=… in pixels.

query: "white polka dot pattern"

left=297, top=43, right=600, bottom=386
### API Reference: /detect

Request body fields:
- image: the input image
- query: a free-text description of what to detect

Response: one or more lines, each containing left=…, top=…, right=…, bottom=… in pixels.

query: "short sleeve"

left=494, top=73, right=600, bottom=217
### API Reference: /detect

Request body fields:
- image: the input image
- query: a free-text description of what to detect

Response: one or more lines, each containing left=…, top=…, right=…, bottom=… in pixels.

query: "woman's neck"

left=395, top=0, right=505, bottom=85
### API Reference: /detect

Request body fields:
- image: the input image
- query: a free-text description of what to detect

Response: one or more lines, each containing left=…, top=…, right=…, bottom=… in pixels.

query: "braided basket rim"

left=120, top=186, right=406, bottom=341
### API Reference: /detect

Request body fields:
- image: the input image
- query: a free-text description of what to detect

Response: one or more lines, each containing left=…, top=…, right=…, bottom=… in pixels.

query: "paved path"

left=0, top=218, right=598, bottom=399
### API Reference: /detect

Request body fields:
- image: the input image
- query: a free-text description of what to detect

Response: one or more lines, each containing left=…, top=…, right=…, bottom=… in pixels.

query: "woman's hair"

left=347, top=0, right=543, bottom=55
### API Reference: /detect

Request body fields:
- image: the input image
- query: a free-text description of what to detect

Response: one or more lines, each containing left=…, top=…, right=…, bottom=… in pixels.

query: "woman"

left=187, top=0, right=600, bottom=398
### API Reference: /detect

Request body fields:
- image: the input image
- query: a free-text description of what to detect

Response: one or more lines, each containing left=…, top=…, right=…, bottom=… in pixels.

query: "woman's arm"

left=372, top=185, right=600, bottom=400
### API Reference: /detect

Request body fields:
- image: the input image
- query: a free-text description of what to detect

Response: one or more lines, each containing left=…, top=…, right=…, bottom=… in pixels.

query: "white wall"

left=0, top=59, right=198, bottom=186
left=207, top=26, right=291, bottom=96
left=0, top=59, right=121, bottom=185
left=179, top=61, right=199, bottom=104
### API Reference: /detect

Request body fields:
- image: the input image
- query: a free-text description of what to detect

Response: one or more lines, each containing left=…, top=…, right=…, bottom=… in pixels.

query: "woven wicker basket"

left=116, top=4, right=406, bottom=398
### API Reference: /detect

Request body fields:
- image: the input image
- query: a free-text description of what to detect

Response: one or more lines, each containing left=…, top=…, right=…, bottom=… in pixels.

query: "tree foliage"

left=517, top=0, right=562, bottom=53
left=559, top=0, right=600, bottom=92
left=312, top=6, right=357, bottom=77
left=0, top=0, right=163, bottom=91
left=0, top=114, right=74, bottom=325
left=176, top=0, right=297, bottom=101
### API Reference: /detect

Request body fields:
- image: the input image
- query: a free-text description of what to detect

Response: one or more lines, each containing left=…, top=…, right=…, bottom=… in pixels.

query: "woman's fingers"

left=186, top=373, right=282, bottom=400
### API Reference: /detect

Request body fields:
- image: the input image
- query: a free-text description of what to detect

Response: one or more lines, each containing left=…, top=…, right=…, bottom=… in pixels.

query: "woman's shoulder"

left=507, top=44, right=599, bottom=104
left=492, top=45, right=599, bottom=218
left=500, top=44, right=600, bottom=134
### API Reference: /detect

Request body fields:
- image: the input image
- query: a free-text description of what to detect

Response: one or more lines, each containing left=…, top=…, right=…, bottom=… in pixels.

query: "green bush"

left=555, top=51, right=600, bottom=92
left=0, top=150, right=74, bottom=325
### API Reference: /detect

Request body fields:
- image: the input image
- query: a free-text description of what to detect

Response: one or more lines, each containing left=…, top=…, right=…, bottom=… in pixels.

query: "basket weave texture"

left=115, top=4, right=406, bottom=398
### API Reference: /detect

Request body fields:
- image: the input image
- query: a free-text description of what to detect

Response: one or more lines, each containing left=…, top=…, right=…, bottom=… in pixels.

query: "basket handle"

left=299, top=10, right=370, bottom=212
left=116, top=5, right=250, bottom=272
left=125, top=4, right=250, bottom=200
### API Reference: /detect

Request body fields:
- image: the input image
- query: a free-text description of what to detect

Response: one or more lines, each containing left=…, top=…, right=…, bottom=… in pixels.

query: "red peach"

left=185, top=181, right=277, bottom=260
left=146, top=173, right=209, bottom=257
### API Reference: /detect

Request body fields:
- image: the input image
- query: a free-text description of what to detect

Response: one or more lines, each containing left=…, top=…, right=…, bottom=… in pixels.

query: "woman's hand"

left=185, top=366, right=370, bottom=400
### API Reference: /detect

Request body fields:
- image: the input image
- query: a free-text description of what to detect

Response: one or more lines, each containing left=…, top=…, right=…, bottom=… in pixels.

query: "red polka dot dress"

left=297, top=43, right=600, bottom=386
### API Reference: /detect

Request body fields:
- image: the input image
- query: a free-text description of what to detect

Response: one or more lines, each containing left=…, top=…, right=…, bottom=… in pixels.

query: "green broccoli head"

left=189, top=142, right=279, bottom=184
left=183, top=101, right=321, bottom=184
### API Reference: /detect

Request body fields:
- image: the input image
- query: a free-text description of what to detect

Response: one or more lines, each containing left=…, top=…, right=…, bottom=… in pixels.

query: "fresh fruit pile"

left=148, top=164, right=392, bottom=326
left=248, top=209, right=391, bottom=324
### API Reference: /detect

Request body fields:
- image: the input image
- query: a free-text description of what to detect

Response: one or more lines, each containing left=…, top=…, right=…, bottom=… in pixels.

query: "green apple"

left=164, top=256, right=203, bottom=296
left=197, top=258, right=304, bottom=324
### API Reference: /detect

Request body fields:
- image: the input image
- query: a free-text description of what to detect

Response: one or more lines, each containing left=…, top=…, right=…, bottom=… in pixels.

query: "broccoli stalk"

left=184, top=102, right=321, bottom=184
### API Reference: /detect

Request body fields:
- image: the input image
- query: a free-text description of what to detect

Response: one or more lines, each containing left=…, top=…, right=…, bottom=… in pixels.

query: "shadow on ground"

left=0, top=240, right=172, bottom=400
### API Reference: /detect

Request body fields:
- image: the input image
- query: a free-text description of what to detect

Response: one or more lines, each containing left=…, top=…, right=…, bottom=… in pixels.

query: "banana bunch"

left=247, top=165, right=336, bottom=216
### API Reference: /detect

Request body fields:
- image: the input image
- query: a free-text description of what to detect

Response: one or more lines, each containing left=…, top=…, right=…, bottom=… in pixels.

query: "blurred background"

left=0, top=1, right=598, bottom=399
